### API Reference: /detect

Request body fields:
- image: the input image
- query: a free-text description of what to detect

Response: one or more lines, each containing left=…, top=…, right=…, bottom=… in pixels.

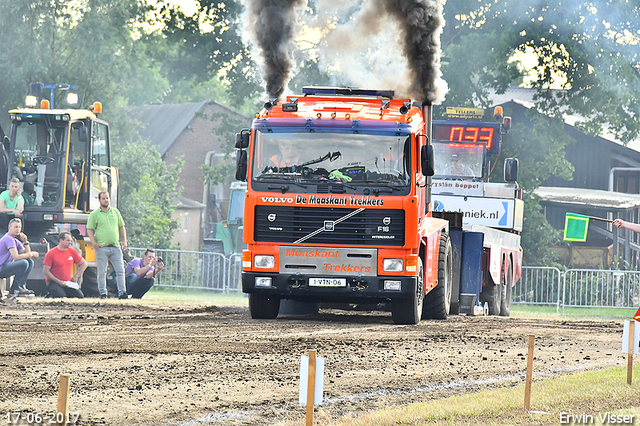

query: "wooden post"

left=627, top=321, right=634, bottom=385
left=524, top=335, right=534, bottom=410
left=306, top=350, right=316, bottom=426
left=56, top=374, right=70, bottom=426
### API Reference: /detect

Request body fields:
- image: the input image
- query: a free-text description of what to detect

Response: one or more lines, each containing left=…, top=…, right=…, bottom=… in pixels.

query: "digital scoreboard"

left=433, top=122, right=500, bottom=151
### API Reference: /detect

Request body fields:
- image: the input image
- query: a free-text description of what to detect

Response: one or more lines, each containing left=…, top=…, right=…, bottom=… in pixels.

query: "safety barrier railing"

left=514, top=266, right=563, bottom=310
left=517, top=266, right=640, bottom=311
left=128, top=248, right=243, bottom=293
left=562, top=269, right=640, bottom=309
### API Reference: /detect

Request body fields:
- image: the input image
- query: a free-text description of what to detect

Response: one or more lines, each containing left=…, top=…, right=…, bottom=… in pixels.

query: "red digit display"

left=434, top=124, right=497, bottom=149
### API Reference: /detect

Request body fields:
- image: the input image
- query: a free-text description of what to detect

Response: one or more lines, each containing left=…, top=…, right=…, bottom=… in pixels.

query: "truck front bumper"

left=242, top=272, right=417, bottom=304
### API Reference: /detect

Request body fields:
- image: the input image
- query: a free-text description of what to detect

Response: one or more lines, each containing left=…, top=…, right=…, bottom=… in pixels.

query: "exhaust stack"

left=422, top=101, right=433, bottom=211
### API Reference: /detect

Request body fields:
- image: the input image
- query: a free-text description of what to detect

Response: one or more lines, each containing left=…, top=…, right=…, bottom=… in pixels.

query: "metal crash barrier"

left=516, top=266, right=640, bottom=311
left=128, top=248, right=243, bottom=293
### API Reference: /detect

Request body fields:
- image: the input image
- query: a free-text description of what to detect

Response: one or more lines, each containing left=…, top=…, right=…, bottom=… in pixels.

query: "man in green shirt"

left=0, top=178, right=25, bottom=232
left=87, top=191, right=128, bottom=299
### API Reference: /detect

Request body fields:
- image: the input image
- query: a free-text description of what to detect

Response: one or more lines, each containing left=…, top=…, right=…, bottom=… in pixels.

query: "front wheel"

left=248, top=293, right=281, bottom=319
left=391, top=258, right=424, bottom=325
left=422, top=233, right=452, bottom=319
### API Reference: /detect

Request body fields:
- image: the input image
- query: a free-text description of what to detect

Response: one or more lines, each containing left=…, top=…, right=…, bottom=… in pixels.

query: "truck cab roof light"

left=302, top=86, right=395, bottom=99
left=40, top=99, right=50, bottom=109
left=503, top=116, right=512, bottom=132
left=493, top=106, right=503, bottom=121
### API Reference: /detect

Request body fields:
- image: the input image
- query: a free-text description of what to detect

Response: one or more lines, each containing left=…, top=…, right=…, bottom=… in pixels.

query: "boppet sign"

left=433, top=195, right=518, bottom=229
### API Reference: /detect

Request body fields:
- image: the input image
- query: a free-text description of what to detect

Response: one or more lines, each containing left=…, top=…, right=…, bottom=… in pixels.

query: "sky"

left=163, top=0, right=198, bottom=15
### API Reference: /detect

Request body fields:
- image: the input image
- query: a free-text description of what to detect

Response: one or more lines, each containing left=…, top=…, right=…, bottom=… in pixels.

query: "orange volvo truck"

left=235, top=87, right=452, bottom=324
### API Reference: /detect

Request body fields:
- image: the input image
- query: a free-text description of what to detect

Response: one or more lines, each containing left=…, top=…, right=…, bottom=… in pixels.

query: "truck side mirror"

left=235, top=150, right=248, bottom=181
left=235, top=132, right=249, bottom=149
left=78, top=126, right=88, bottom=143
left=504, top=158, right=518, bottom=182
left=421, top=145, right=434, bottom=177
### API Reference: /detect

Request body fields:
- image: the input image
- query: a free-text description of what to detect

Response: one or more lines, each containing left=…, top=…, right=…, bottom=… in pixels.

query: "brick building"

left=132, top=101, right=249, bottom=250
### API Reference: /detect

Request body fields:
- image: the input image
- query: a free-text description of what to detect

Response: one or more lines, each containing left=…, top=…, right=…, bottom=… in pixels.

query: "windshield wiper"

left=265, top=181, right=307, bottom=193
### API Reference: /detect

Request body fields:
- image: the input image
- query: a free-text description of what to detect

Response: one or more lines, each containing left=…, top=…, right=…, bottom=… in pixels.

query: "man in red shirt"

left=43, top=231, right=87, bottom=298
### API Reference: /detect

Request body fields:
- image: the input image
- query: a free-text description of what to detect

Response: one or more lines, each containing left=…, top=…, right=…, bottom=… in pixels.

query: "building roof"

left=534, top=186, right=640, bottom=211
left=174, top=195, right=206, bottom=209
left=131, top=101, right=207, bottom=156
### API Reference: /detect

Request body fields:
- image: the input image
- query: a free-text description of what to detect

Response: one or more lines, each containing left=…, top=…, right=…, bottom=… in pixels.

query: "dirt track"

left=0, top=299, right=626, bottom=425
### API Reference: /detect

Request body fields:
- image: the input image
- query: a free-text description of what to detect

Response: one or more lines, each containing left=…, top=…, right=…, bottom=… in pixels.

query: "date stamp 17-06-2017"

left=5, top=412, right=80, bottom=425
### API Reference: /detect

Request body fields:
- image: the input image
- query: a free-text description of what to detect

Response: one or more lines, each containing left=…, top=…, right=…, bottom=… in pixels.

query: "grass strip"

left=313, top=365, right=640, bottom=426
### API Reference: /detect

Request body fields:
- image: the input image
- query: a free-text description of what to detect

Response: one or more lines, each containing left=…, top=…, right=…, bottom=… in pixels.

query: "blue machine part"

left=459, top=232, right=484, bottom=313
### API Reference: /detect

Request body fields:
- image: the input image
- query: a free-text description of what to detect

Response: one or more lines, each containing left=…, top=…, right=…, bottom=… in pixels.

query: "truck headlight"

left=383, top=258, right=403, bottom=272
left=254, top=255, right=275, bottom=269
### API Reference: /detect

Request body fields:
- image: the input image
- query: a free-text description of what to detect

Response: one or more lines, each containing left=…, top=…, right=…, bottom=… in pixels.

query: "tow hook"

left=351, top=278, right=368, bottom=290
left=289, top=275, right=305, bottom=289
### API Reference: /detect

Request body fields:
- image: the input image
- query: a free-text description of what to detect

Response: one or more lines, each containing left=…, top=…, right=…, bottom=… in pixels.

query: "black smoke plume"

left=382, top=0, right=446, bottom=104
left=244, top=0, right=306, bottom=101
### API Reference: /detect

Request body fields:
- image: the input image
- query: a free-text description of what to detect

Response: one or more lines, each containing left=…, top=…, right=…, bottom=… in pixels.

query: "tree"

left=201, top=109, right=251, bottom=187
left=113, top=141, right=183, bottom=249
left=441, top=0, right=640, bottom=143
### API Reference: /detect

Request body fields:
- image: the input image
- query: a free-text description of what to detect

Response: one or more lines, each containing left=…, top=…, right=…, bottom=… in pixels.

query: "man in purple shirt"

left=0, top=218, right=39, bottom=300
left=124, top=248, right=164, bottom=299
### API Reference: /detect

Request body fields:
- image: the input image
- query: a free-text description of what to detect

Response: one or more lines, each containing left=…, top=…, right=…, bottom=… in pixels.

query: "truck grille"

left=254, top=206, right=405, bottom=246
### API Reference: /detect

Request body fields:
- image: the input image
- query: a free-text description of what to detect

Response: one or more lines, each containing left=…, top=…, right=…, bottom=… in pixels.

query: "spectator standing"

left=0, top=218, right=38, bottom=300
left=43, top=231, right=87, bottom=298
left=0, top=178, right=25, bottom=232
left=86, top=191, right=128, bottom=299
left=124, top=248, right=164, bottom=299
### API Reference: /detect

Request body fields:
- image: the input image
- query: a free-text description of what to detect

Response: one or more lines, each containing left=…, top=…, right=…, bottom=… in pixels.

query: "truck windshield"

left=252, top=131, right=411, bottom=186
left=12, top=119, right=68, bottom=207
left=432, top=142, right=484, bottom=179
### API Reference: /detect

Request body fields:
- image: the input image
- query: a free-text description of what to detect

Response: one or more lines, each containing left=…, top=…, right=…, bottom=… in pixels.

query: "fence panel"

left=563, top=269, right=640, bottom=309
left=128, top=248, right=231, bottom=292
left=514, top=266, right=562, bottom=309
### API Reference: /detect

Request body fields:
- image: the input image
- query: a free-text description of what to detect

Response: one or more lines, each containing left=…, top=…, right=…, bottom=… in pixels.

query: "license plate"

left=309, top=278, right=347, bottom=287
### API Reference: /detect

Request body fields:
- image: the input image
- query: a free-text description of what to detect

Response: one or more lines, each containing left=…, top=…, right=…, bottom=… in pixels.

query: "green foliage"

left=441, top=0, right=640, bottom=144
left=113, top=141, right=183, bottom=249
left=199, top=109, right=251, bottom=187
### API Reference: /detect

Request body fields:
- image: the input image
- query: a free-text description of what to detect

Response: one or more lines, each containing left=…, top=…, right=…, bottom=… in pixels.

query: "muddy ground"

left=0, top=298, right=627, bottom=426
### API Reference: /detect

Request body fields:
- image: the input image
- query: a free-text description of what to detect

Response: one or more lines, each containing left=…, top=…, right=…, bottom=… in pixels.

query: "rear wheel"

left=391, top=258, right=424, bottom=325
left=423, top=233, right=452, bottom=319
left=499, top=259, right=513, bottom=317
left=249, top=293, right=281, bottom=319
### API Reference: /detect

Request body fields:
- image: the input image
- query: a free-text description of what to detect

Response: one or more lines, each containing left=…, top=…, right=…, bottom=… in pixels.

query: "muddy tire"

left=249, top=293, right=280, bottom=319
left=391, top=258, right=424, bottom=325
left=423, top=233, right=452, bottom=319
left=499, top=259, right=513, bottom=317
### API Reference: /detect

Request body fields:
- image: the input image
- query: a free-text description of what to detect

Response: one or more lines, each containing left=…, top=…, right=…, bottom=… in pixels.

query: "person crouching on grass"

left=43, top=231, right=87, bottom=298
left=124, top=248, right=164, bottom=299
